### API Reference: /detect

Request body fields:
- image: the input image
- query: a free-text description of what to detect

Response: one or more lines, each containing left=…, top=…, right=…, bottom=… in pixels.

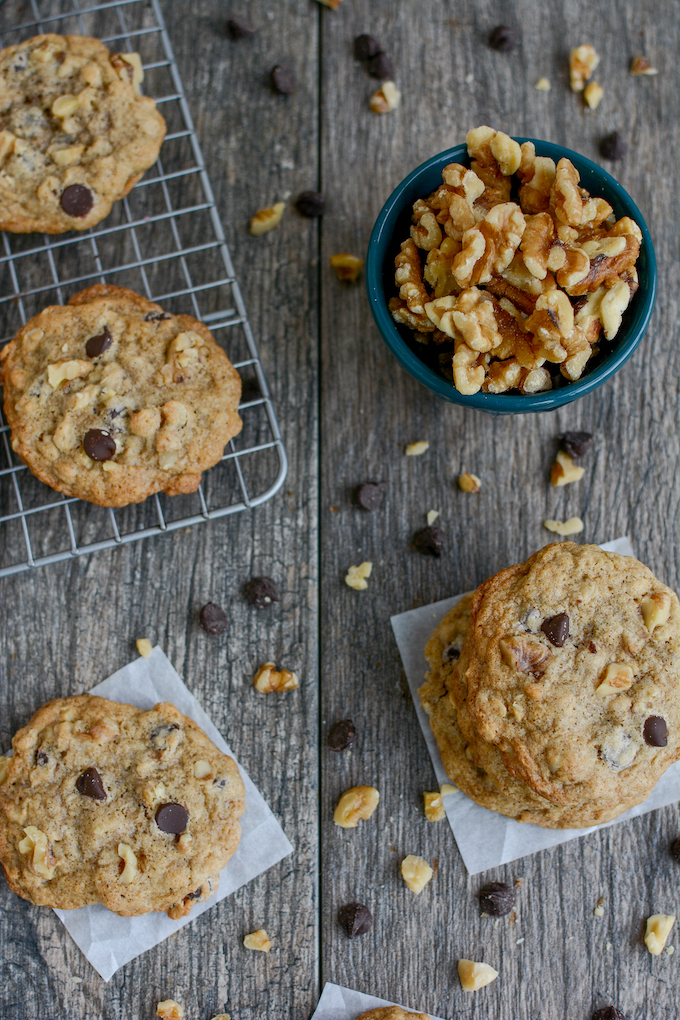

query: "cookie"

left=357, top=1009, right=429, bottom=1020
left=0, top=34, right=166, bottom=233
left=0, top=285, right=242, bottom=506
left=0, top=695, right=245, bottom=918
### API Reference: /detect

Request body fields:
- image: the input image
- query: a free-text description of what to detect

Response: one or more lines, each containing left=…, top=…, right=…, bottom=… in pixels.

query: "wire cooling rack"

left=0, top=0, right=287, bottom=577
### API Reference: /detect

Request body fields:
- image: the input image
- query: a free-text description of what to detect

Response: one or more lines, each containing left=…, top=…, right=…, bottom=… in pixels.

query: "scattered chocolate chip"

left=354, top=482, right=384, bottom=511
left=83, top=429, right=116, bottom=461
left=144, top=311, right=171, bottom=322
left=413, top=525, right=445, bottom=557
left=338, top=902, right=373, bottom=938
left=354, top=34, right=381, bottom=61
left=85, top=326, right=112, bottom=358
left=155, top=802, right=189, bottom=834
left=643, top=715, right=668, bottom=747
left=60, top=183, right=94, bottom=217
left=76, top=766, right=107, bottom=801
left=271, top=65, right=297, bottom=94
left=199, top=602, right=228, bottom=635
left=489, top=25, right=519, bottom=51
left=558, top=431, right=593, bottom=459
left=671, top=836, right=680, bottom=862
left=592, top=1009, right=628, bottom=1020
left=295, top=191, right=326, bottom=217
left=600, top=131, right=627, bottom=161
left=185, top=886, right=204, bottom=901
left=327, top=719, right=356, bottom=752
left=479, top=881, right=515, bottom=916
left=541, top=612, right=570, bottom=647
left=36, top=749, right=49, bottom=766
left=227, top=15, right=256, bottom=38
left=368, top=51, right=394, bottom=79
left=243, top=576, right=280, bottom=609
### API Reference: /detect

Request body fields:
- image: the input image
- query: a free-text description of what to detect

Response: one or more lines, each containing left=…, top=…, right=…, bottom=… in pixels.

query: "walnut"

left=369, top=81, right=401, bottom=113
left=434, top=164, right=485, bottom=239
left=559, top=325, right=592, bottom=381
left=517, top=142, right=556, bottom=214
left=631, top=56, right=658, bottom=76
left=525, top=290, right=574, bottom=362
left=543, top=517, right=584, bottom=536
left=458, top=960, right=499, bottom=992
left=423, top=791, right=445, bottom=822
left=156, top=1001, right=184, bottom=1020
left=583, top=81, right=603, bottom=109
left=644, top=915, right=675, bottom=955
left=243, top=929, right=273, bottom=952
left=551, top=158, right=586, bottom=227
left=410, top=198, right=442, bottom=251
left=395, top=238, right=431, bottom=315
left=483, top=358, right=523, bottom=393
left=452, top=203, right=525, bottom=287
left=423, top=237, right=462, bottom=298
left=470, top=160, right=512, bottom=213
left=249, top=201, right=285, bottom=236
left=550, top=450, right=585, bottom=486
left=641, top=593, right=672, bottom=634
left=136, top=638, right=153, bottom=658
left=451, top=341, right=486, bottom=395
left=401, top=854, right=433, bottom=893
left=569, top=44, right=599, bottom=92
left=555, top=245, right=590, bottom=290
left=492, top=296, right=542, bottom=368
left=535, top=77, right=551, bottom=91
left=334, top=785, right=380, bottom=828
left=18, top=826, right=57, bottom=879
left=595, top=663, right=635, bottom=697
left=344, top=561, right=373, bottom=590
left=458, top=472, right=481, bottom=493
left=253, top=662, right=299, bottom=693
left=565, top=230, right=640, bottom=296
left=467, top=126, right=521, bottom=176
left=47, top=359, right=92, bottom=389
left=520, top=212, right=567, bottom=279
left=117, top=842, right=138, bottom=883
left=389, top=297, right=435, bottom=333
left=425, top=288, right=501, bottom=352
left=194, top=759, right=213, bottom=779
left=330, top=253, right=364, bottom=282
left=405, top=441, right=430, bottom=456
left=519, top=366, right=552, bottom=392
left=499, top=635, right=549, bottom=676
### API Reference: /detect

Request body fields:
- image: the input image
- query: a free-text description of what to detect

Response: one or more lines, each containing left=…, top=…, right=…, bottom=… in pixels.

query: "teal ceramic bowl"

left=366, top=138, right=656, bottom=414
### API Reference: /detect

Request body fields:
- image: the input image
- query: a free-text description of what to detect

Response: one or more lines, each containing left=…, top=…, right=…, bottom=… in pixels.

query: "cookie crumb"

left=136, top=638, right=152, bottom=658
left=543, top=517, right=584, bottom=536
left=345, top=561, right=373, bottom=590
left=243, top=929, right=272, bottom=952
left=458, top=472, right=481, bottom=493
left=405, top=441, right=429, bottom=456
left=157, top=1002, right=184, bottom=1020
left=534, top=77, right=551, bottom=91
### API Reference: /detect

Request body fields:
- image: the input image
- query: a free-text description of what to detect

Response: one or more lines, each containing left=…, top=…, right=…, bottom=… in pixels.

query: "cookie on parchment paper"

left=357, top=1008, right=430, bottom=1020
left=0, top=284, right=242, bottom=506
left=0, top=695, right=245, bottom=918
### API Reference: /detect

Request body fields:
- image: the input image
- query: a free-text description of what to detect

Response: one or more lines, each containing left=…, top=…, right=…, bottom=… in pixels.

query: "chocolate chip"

left=60, top=183, right=94, bottom=217
left=338, top=902, right=373, bottom=938
left=76, top=766, right=107, bottom=801
left=271, top=65, right=297, bottom=94
left=295, top=191, right=326, bottom=217
left=354, top=482, right=384, bottom=511
left=600, top=131, right=627, bottom=161
left=368, top=51, right=394, bottom=79
left=489, top=25, right=519, bottom=51
left=413, top=526, right=445, bottom=557
left=185, top=886, right=204, bottom=901
left=83, top=429, right=116, bottom=461
left=479, top=881, right=515, bottom=916
left=592, top=1009, right=628, bottom=1020
left=558, top=431, right=593, bottom=459
left=227, top=15, right=256, bottom=38
left=588, top=641, right=597, bottom=653
left=155, top=802, right=189, bottom=834
left=541, top=612, right=569, bottom=647
left=442, top=640, right=462, bottom=662
left=199, top=601, right=228, bottom=635
left=643, top=716, right=668, bottom=747
left=36, top=749, right=49, bottom=766
left=85, top=327, right=112, bottom=358
left=144, top=311, right=171, bottom=322
left=327, top=719, right=356, bottom=752
left=243, top=576, right=280, bottom=609
left=354, top=34, right=381, bottom=61
left=671, top=836, right=680, bottom=862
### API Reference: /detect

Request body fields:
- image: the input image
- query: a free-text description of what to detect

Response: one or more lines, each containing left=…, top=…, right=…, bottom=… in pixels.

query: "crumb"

left=426, top=509, right=440, bottom=525
left=136, top=638, right=152, bottom=658
left=345, top=561, right=373, bottom=590
left=405, top=441, right=429, bottom=456
left=535, top=77, right=551, bottom=91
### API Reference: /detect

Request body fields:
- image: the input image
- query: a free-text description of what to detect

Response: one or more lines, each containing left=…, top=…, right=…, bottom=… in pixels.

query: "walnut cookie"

left=0, top=34, right=165, bottom=233
left=0, top=285, right=243, bottom=506
left=421, top=544, right=680, bottom=829
left=0, top=695, right=245, bottom=917
left=357, top=1009, right=430, bottom=1020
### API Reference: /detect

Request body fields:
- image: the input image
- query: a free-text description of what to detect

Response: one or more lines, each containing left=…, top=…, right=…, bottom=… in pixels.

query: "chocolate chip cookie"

left=357, top=1009, right=429, bottom=1020
left=421, top=544, right=680, bottom=828
left=0, top=695, right=245, bottom=918
left=0, top=34, right=165, bottom=232
left=0, top=284, right=242, bottom=506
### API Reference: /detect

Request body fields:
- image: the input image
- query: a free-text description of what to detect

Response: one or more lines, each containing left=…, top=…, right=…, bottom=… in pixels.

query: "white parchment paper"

left=50, top=647, right=293, bottom=981
left=311, top=982, right=445, bottom=1020
left=391, top=538, right=680, bottom=875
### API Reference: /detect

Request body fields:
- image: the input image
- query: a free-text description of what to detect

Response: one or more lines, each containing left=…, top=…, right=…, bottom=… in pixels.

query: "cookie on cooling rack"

left=0, top=33, right=165, bottom=233
left=0, top=284, right=242, bottom=506
left=0, top=694, right=245, bottom=918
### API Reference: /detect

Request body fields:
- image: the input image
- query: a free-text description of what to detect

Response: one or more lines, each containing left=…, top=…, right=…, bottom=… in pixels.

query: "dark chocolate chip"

left=271, top=65, right=297, bottom=94
left=155, top=802, right=189, bottom=834
left=327, top=719, right=356, bottom=752
left=671, top=836, right=680, bottom=862
left=489, top=25, right=519, bottom=51
left=600, top=131, right=627, bottom=161
left=442, top=640, right=462, bottom=662
left=85, top=326, right=112, bottom=358
left=76, top=766, right=107, bottom=801
left=295, top=191, right=326, bottom=218
left=541, top=612, right=569, bottom=647
left=199, top=601, right=228, bottom=635
left=83, top=429, right=116, bottom=461
left=479, top=881, right=515, bottom=916
left=144, top=311, right=171, bottom=322
left=36, top=749, right=49, bottom=766
left=643, top=716, right=668, bottom=747
left=60, top=183, right=94, bottom=217
left=227, top=15, right=256, bottom=39
left=338, top=902, right=373, bottom=938
left=592, top=1009, right=628, bottom=1020
left=558, top=431, right=593, bottom=459
left=243, top=576, right=280, bottom=609
left=368, top=51, right=394, bottom=79
left=354, top=34, right=381, bottom=61
left=413, top=526, right=445, bottom=557
left=185, top=886, right=204, bottom=901
left=354, top=482, right=384, bottom=511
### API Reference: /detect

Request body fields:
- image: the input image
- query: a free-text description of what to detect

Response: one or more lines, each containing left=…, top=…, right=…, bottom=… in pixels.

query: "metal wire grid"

left=0, top=0, right=288, bottom=578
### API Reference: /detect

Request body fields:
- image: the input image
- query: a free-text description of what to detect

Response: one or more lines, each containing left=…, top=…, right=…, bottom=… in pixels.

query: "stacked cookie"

left=420, top=543, right=680, bottom=828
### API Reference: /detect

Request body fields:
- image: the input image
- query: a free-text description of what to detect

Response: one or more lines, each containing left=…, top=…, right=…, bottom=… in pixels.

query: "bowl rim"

left=366, top=137, right=657, bottom=413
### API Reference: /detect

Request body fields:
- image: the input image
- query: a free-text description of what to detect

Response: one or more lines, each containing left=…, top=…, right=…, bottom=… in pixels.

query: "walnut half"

left=334, top=785, right=380, bottom=828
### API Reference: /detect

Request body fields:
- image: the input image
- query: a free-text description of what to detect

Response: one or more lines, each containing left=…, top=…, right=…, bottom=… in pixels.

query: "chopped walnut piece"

left=483, top=357, right=522, bottom=393
left=641, top=593, right=672, bottom=634
left=499, top=635, right=549, bottom=676
left=395, top=239, right=431, bottom=314
left=370, top=81, right=401, bottom=113
left=645, top=914, right=675, bottom=955
left=136, top=638, right=153, bottom=658
left=424, top=791, right=445, bottom=821
left=565, top=231, right=640, bottom=296
left=583, top=82, right=604, bottom=109
left=253, top=662, right=299, bottom=693
left=458, top=960, right=499, bottom=992
left=334, top=785, right=380, bottom=828
left=424, top=237, right=462, bottom=297
left=535, top=77, right=551, bottom=91
left=249, top=201, right=286, bottom=236
left=18, top=826, right=57, bottom=879
left=543, top=516, right=584, bottom=536
left=470, top=160, right=512, bottom=213
left=389, top=297, right=435, bottom=333
left=410, top=198, right=443, bottom=251
left=117, top=842, right=138, bottom=884
left=550, top=450, right=585, bottom=486
left=551, top=158, right=586, bottom=227
left=525, top=289, right=574, bottom=362
left=467, top=126, right=521, bottom=176
left=243, top=929, right=273, bottom=952
left=425, top=288, right=501, bottom=351
left=517, top=142, right=556, bottom=215
left=47, top=359, right=92, bottom=389
left=458, top=472, right=481, bottom=492
left=451, top=340, right=486, bottom=395
left=345, top=561, right=373, bottom=590
left=520, top=365, right=552, bottom=392
left=330, top=253, right=364, bottom=282
left=520, top=212, right=565, bottom=279
left=453, top=203, right=526, bottom=287
left=157, top=1001, right=184, bottom=1020
left=405, top=441, right=429, bottom=455
left=401, top=854, right=433, bottom=893
left=434, top=164, right=485, bottom=239
left=631, top=55, right=658, bottom=75
left=596, top=662, right=634, bottom=697
left=569, top=44, right=599, bottom=92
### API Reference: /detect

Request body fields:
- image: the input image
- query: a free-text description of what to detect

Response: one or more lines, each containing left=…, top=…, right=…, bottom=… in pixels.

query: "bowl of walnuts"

left=365, top=127, right=656, bottom=414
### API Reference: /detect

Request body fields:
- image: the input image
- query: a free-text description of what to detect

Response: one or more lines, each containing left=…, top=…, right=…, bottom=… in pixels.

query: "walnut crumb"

left=370, top=81, right=401, bottom=114
left=136, top=638, right=153, bottom=658
left=243, top=929, right=272, bottom=952
left=645, top=914, right=675, bottom=955
left=423, top=791, right=445, bottom=822
left=249, top=202, right=286, bottom=236
left=334, top=785, right=380, bottom=828
left=534, top=77, right=551, bottom=91
left=426, top=510, right=440, bottom=525
left=569, top=44, right=599, bottom=92
left=594, top=904, right=605, bottom=917
left=345, top=561, right=373, bottom=591
left=550, top=450, right=584, bottom=486
left=401, top=854, right=433, bottom=893
left=457, top=959, right=499, bottom=992
left=514, top=877, right=523, bottom=888
left=583, top=81, right=604, bottom=109
left=458, top=472, right=481, bottom=493
left=253, top=662, right=299, bottom=693
left=157, top=1001, right=184, bottom=1020
left=330, top=253, right=364, bottom=282
left=543, top=517, right=584, bottom=536
left=631, top=56, right=658, bottom=75
left=405, top=441, right=429, bottom=456
left=441, top=783, right=457, bottom=795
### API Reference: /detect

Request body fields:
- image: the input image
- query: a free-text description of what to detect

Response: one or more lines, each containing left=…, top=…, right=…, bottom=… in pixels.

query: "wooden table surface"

left=1, top=1, right=679, bottom=1018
